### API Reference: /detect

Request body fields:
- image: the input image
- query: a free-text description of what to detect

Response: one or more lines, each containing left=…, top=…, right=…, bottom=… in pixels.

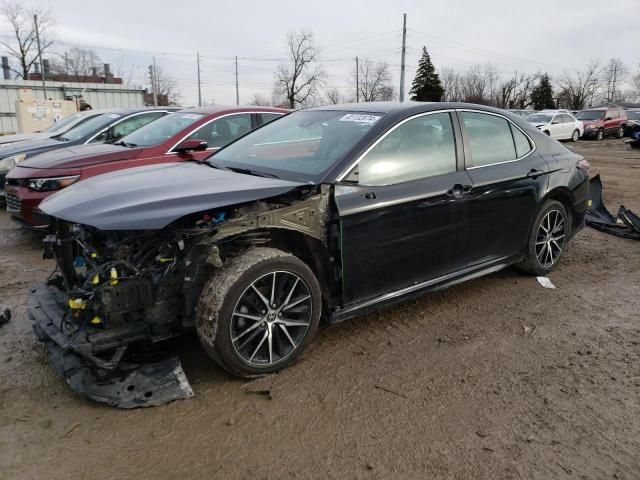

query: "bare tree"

left=498, top=72, right=540, bottom=109
left=557, top=61, right=602, bottom=110
left=324, top=87, right=343, bottom=105
left=50, top=48, right=101, bottom=79
left=440, top=67, right=462, bottom=102
left=633, top=65, right=640, bottom=93
left=152, top=65, right=181, bottom=106
left=354, top=59, right=393, bottom=102
left=604, top=58, right=628, bottom=102
left=274, top=30, right=324, bottom=109
left=459, top=64, right=490, bottom=104
left=0, top=2, right=54, bottom=79
left=250, top=92, right=271, bottom=106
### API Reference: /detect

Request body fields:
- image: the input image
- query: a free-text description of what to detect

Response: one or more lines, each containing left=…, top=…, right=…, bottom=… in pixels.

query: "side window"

left=187, top=113, right=252, bottom=148
left=510, top=125, right=533, bottom=158
left=610, top=109, right=619, bottom=119
left=551, top=115, right=560, bottom=124
left=260, top=113, right=282, bottom=125
left=461, top=112, right=517, bottom=166
left=354, top=112, right=457, bottom=186
left=109, top=112, right=164, bottom=141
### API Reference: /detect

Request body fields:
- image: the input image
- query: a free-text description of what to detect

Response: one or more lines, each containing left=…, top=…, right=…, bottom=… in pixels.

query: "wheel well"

left=262, top=229, right=338, bottom=315
left=543, top=188, right=574, bottom=226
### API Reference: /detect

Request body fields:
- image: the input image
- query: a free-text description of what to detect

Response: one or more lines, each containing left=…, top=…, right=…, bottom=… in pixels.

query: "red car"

left=5, top=106, right=287, bottom=226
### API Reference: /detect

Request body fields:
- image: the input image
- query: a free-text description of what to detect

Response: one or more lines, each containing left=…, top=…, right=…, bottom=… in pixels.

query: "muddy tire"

left=196, top=247, right=321, bottom=378
left=517, top=200, right=569, bottom=276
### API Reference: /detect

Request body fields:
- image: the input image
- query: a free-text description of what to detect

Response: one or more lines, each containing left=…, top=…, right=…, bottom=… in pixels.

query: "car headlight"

left=27, top=175, right=80, bottom=192
left=0, top=153, right=26, bottom=172
left=585, top=124, right=596, bottom=129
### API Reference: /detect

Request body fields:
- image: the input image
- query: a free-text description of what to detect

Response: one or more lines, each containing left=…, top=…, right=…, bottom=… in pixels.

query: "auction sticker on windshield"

left=339, top=113, right=381, bottom=124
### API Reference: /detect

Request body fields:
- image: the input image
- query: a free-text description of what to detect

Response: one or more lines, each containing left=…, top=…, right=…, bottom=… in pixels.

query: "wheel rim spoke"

left=251, top=284, right=270, bottom=309
left=276, top=318, right=310, bottom=327
left=279, top=324, right=297, bottom=348
left=232, top=320, right=263, bottom=342
left=249, top=330, right=269, bottom=362
left=282, top=294, right=311, bottom=311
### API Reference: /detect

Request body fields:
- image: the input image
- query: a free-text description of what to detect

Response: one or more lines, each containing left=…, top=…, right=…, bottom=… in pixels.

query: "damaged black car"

left=29, top=102, right=590, bottom=407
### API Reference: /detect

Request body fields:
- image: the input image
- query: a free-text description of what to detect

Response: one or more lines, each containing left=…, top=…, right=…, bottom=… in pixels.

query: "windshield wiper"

left=115, top=140, right=137, bottom=148
left=54, top=136, right=69, bottom=142
left=225, top=166, right=279, bottom=179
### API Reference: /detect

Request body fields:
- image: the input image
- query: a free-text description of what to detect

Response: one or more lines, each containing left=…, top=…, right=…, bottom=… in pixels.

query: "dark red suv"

left=576, top=106, right=628, bottom=140
left=5, top=106, right=287, bottom=226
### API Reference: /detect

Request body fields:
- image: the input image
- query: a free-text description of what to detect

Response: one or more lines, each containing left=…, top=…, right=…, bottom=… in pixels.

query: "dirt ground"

left=0, top=139, right=639, bottom=480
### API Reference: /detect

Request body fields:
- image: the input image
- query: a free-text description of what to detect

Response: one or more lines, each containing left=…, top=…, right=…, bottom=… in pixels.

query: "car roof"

left=304, top=101, right=522, bottom=116
left=176, top=105, right=289, bottom=115
left=94, top=106, right=181, bottom=115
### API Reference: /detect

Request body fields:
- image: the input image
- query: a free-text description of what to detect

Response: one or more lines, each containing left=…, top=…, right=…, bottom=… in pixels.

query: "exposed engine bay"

left=29, top=185, right=333, bottom=407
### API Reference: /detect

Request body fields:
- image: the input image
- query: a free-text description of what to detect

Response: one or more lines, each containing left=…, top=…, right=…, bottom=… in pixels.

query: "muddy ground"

left=0, top=139, right=639, bottom=480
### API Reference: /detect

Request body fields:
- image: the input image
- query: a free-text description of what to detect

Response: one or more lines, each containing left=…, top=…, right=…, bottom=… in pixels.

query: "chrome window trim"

left=165, top=111, right=263, bottom=155
left=456, top=108, right=537, bottom=169
left=84, top=110, right=169, bottom=144
left=336, top=109, right=457, bottom=182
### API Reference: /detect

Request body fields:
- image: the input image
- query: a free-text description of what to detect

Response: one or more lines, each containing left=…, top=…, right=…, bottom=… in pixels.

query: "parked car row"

left=2, top=106, right=287, bottom=226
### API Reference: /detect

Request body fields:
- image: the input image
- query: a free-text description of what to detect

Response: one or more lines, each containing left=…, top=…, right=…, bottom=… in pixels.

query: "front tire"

left=196, top=247, right=321, bottom=378
left=517, top=200, right=569, bottom=276
left=571, top=129, right=580, bottom=142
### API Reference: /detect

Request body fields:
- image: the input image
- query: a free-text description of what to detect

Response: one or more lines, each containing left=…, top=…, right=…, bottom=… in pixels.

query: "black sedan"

left=28, top=102, right=589, bottom=406
left=0, top=107, right=177, bottom=197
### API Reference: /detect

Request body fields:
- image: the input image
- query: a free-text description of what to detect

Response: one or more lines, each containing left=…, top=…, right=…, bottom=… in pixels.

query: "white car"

left=0, top=109, right=114, bottom=147
left=525, top=110, right=584, bottom=141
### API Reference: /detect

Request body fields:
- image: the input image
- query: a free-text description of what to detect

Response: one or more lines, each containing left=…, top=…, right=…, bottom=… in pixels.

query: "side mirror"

left=605, top=116, right=612, bottom=121
left=551, top=120, right=560, bottom=124
left=174, top=138, right=208, bottom=153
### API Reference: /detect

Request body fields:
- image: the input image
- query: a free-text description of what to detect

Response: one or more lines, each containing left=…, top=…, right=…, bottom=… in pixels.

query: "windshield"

left=55, top=113, right=121, bottom=142
left=41, top=112, right=88, bottom=133
left=576, top=110, right=605, bottom=120
left=627, top=111, right=640, bottom=121
left=209, top=110, right=384, bottom=182
left=120, top=112, right=205, bottom=147
left=526, top=114, right=552, bottom=123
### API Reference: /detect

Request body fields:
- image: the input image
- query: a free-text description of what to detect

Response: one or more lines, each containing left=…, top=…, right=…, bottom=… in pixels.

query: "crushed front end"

left=27, top=220, right=213, bottom=407
left=28, top=185, right=330, bottom=407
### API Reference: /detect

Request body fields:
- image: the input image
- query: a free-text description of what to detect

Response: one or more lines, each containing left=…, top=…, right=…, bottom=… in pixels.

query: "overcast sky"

left=3, top=0, right=639, bottom=106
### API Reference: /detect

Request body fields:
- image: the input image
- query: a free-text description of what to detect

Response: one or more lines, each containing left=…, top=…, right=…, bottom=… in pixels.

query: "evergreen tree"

left=531, top=74, right=555, bottom=110
left=410, top=46, right=444, bottom=102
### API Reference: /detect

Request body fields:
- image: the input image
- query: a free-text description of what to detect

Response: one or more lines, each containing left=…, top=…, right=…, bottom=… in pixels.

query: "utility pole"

left=152, top=57, right=158, bottom=106
left=355, top=56, right=359, bottom=103
left=235, top=56, right=239, bottom=106
left=34, top=14, right=47, bottom=99
left=608, top=64, right=619, bottom=103
left=196, top=52, right=202, bottom=107
left=399, top=13, right=407, bottom=102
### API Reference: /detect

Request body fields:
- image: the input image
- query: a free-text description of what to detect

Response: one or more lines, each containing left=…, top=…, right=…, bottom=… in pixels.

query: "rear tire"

left=196, top=247, right=321, bottom=378
left=571, top=129, right=580, bottom=142
left=596, top=129, right=604, bottom=141
left=616, top=126, right=624, bottom=138
left=517, top=200, right=569, bottom=276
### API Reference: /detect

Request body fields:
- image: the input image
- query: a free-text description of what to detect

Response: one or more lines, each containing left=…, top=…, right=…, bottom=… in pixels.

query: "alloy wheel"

left=230, top=271, right=312, bottom=367
left=535, top=209, right=566, bottom=268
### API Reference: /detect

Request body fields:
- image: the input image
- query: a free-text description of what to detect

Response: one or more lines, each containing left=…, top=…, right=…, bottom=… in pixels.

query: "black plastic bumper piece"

left=586, top=175, right=640, bottom=240
left=28, top=283, right=193, bottom=408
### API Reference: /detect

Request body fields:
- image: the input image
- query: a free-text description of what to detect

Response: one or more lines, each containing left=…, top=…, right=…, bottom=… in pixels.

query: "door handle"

left=527, top=168, right=545, bottom=179
left=446, top=184, right=472, bottom=199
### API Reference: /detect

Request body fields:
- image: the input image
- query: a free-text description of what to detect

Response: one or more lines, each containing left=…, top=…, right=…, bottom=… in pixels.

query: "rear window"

left=576, top=110, right=605, bottom=120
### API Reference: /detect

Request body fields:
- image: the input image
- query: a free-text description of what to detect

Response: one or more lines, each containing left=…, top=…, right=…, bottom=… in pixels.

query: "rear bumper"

left=28, top=283, right=193, bottom=408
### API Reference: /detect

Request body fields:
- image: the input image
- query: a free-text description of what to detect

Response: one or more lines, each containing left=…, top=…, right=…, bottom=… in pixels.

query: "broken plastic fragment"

left=536, top=277, right=556, bottom=289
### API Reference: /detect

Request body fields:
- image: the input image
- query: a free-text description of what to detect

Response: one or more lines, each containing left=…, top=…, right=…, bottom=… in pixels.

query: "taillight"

left=576, top=158, right=589, bottom=173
